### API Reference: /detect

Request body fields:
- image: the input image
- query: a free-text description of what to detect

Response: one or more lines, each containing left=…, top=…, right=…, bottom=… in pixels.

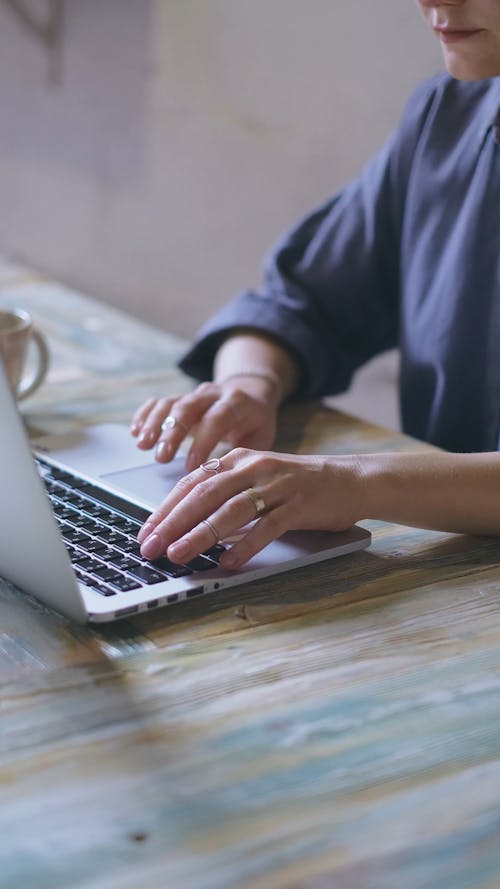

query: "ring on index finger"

left=161, top=415, right=188, bottom=435
left=200, top=457, right=222, bottom=473
left=201, top=518, right=221, bottom=544
left=244, top=487, right=266, bottom=518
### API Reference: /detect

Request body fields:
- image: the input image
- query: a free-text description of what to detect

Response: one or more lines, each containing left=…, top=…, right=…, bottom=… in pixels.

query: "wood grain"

left=1, top=259, right=499, bottom=889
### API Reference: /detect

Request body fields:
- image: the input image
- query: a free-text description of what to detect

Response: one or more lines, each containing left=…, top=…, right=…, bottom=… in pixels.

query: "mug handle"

left=17, top=328, right=50, bottom=400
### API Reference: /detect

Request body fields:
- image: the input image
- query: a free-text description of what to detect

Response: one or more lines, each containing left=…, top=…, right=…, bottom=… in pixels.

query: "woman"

left=131, top=0, right=500, bottom=570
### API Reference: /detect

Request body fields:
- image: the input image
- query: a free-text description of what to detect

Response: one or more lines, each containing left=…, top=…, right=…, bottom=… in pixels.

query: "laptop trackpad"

left=101, top=461, right=185, bottom=509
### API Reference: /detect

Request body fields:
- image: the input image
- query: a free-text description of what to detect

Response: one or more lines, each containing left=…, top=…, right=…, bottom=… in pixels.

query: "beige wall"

left=0, top=0, right=442, bottom=338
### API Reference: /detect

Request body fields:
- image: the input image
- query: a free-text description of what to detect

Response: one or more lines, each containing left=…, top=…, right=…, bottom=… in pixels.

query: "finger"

left=166, top=486, right=272, bottom=564
left=137, top=458, right=229, bottom=544
left=136, top=396, right=178, bottom=449
left=155, top=413, right=191, bottom=463
left=138, top=455, right=250, bottom=558
left=219, top=503, right=290, bottom=569
left=184, top=396, right=247, bottom=471
left=130, top=397, right=160, bottom=437
left=185, top=388, right=278, bottom=470
left=154, top=384, right=221, bottom=463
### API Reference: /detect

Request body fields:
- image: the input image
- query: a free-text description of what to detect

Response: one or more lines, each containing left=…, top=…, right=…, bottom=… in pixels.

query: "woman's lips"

left=435, top=27, right=484, bottom=44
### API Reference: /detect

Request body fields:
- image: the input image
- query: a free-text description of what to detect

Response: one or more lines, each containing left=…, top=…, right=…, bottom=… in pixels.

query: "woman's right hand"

left=130, top=375, right=281, bottom=473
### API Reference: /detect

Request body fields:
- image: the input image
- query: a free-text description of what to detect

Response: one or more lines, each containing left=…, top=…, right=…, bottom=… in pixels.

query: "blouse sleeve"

left=179, top=76, right=442, bottom=398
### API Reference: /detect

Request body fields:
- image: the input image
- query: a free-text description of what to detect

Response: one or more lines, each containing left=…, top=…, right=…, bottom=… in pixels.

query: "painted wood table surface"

left=1, top=259, right=499, bottom=889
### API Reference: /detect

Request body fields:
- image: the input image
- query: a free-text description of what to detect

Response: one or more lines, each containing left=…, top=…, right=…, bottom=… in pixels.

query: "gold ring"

left=244, top=487, right=266, bottom=517
left=201, top=518, right=220, bottom=543
left=161, top=415, right=188, bottom=434
left=200, top=457, right=222, bottom=473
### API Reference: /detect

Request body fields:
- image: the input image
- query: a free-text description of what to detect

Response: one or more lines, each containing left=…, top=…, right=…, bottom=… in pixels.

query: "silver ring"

left=200, top=457, right=222, bottom=473
left=161, top=415, right=188, bottom=434
left=201, top=518, right=220, bottom=543
left=244, top=487, right=266, bottom=517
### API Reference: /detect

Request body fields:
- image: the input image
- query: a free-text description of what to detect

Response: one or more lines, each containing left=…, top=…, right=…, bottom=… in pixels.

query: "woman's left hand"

left=137, top=447, right=365, bottom=570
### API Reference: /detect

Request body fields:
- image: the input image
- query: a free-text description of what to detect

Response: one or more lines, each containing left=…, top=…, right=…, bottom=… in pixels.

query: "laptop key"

left=89, top=565, right=125, bottom=582
left=107, top=552, right=142, bottom=572
left=81, top=503, right=111, bottom=519
left=96, top=529, right=129, bottom=546
left=47, top=467, right=76, bottom=484
left=150, top=556, right=193, bottom=577
left=97, top=508, right=123, bottom=525
left=75, top=573, right=116, bottom=596
left=203, top=544, right=227, bottom=563
left=60, top=491, right=86, bottom=505
left=125, top=565, right=169, bottom=585
left=72, top=515, right=101, bottom=532
left=66, top=478, right=93, bottom=492
left=61, top=528, right=91, bottom=546
left=71, top=554, right=103, bottom=571
left=111, top=517, right=142, bottom=534
left=91, top=582, right=117, bottom=597
left=184, top=555, right=219, bottom=572
left=119, top=539, right=143, bottom=556
left=107, top=576, right=142, bottom=592
left=83, top=538, right=109, bottom=555
left=52, top=502, right=75, bottom=517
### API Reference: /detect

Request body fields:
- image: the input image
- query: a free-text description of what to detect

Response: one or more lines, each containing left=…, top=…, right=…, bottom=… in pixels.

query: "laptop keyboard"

left=35, top=457, right=226, bottom=599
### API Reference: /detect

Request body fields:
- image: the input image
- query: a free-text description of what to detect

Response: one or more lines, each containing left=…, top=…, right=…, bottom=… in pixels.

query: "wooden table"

left=1, top=259, right=499, bottom=889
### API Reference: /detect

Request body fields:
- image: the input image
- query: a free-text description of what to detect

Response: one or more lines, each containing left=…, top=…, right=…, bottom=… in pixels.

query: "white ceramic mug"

left=0, top=308, right=49, bottom=400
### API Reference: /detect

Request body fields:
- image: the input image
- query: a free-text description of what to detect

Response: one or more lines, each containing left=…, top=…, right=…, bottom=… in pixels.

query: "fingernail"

left=137, top=521, right=154, bottom=543
left=138, top=429, right=153, bottom=446
left=155, top=441, right=172, bottom=463
left=130, top=422, right=140, bottom=436
left=140, top=533, right=161, bottom=558
left=156, top=440, right=172, bottom=462
left=168, top=539, right=191, bottom=560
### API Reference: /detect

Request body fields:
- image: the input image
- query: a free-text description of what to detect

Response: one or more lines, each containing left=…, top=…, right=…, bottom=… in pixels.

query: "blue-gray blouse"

left=180, top=74, right=500, bottom=453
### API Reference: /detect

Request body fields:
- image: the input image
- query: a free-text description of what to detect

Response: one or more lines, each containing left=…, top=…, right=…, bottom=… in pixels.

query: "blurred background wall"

left=0, top=0, right=442, bottom=334
left=0, top=0, right=442, bottom=426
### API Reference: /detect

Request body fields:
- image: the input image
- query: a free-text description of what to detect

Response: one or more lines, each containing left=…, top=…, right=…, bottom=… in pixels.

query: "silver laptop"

left=0, top=362, right=371, bottom=623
